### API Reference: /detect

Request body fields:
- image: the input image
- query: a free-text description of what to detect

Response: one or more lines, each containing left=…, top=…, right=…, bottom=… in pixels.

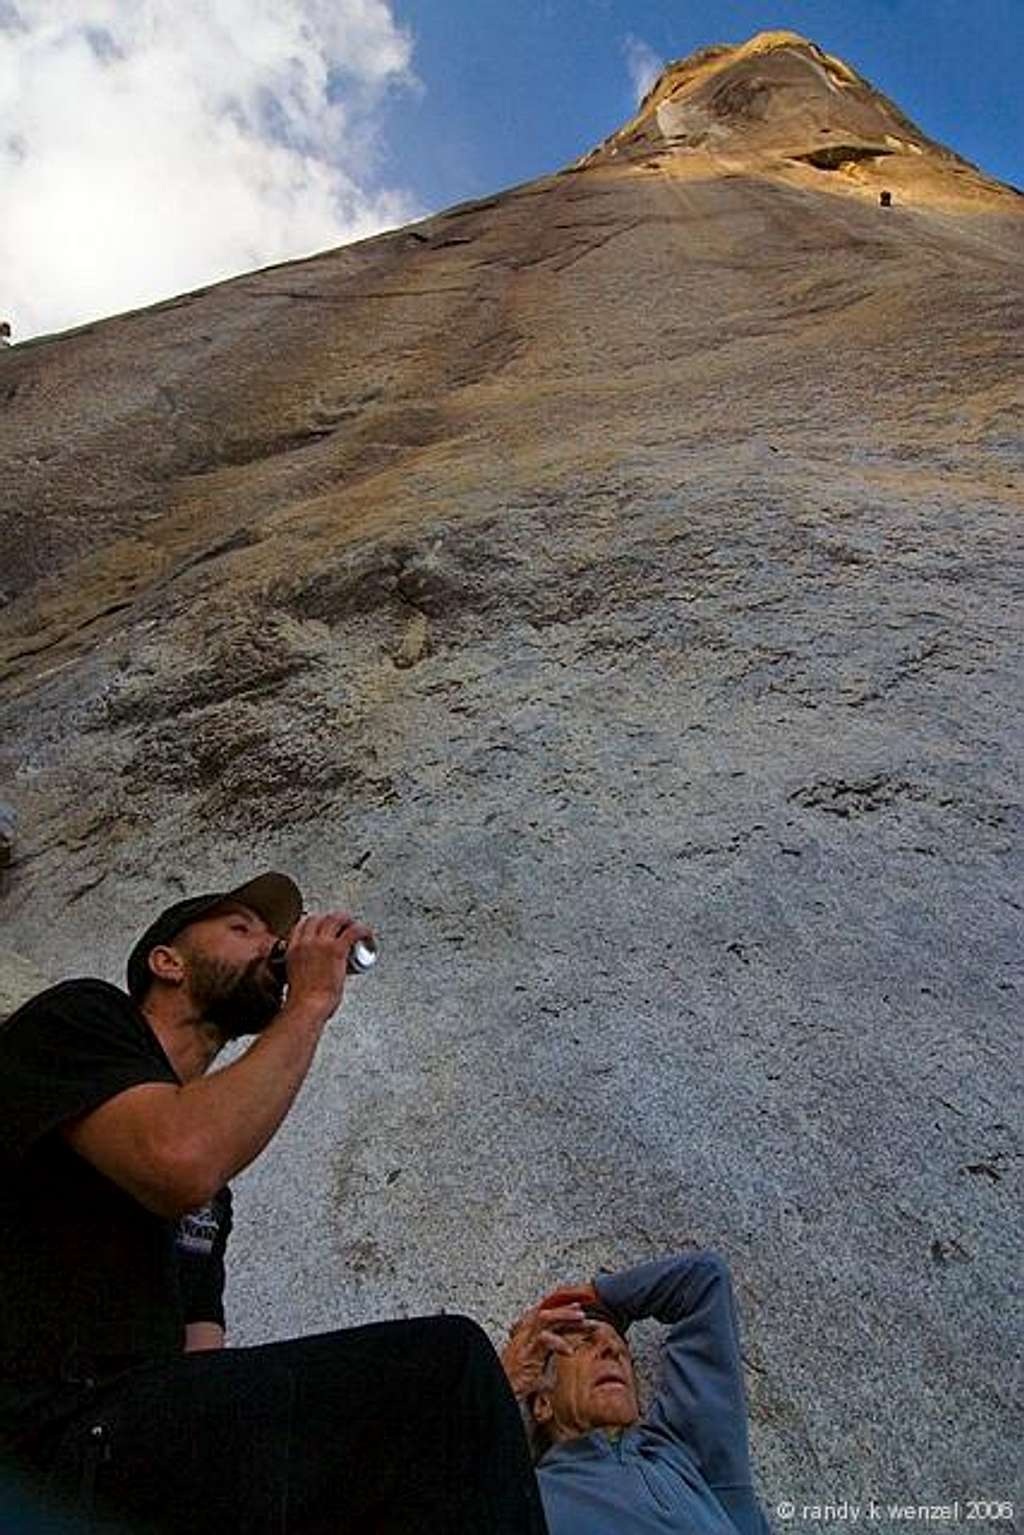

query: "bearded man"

left=0, top=872, right=547, bottom=1534
left=502, top=1251, right=772, bottom=1535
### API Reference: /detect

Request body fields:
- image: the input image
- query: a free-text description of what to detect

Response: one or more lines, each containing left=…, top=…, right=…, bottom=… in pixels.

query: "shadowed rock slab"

left=0, top=949, right=53, bottom=1024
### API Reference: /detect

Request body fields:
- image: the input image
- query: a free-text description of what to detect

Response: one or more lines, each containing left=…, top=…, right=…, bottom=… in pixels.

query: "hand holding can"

left=271, top=912, right=377, bottom=1017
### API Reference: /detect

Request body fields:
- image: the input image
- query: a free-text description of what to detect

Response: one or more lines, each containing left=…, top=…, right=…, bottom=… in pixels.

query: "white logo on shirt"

left=176, top=1203, right=220, bottom=1256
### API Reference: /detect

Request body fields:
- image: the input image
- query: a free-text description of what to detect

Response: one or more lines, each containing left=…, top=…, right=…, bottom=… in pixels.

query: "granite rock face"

left=0, top=948, right=52, bottom=1024
left=0, top=799, right=14, bottom=868
left=1, top=32, right=1021, bottom=1508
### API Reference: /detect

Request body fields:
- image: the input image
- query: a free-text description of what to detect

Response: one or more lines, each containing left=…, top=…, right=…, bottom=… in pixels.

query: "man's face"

left=533, top=1321, right=640, bottom=1442
left=174, top=904, right=284, bottom=1038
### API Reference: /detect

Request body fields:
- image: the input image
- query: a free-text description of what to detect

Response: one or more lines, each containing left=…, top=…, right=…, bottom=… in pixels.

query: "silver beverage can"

left=269, top=932, right=378, bottom=983
left=346, top=937, right=378, bottom=974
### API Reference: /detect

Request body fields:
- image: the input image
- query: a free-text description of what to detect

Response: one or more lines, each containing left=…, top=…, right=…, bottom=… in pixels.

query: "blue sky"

left=391, top=0, right=1023, bottom=210
left=2, top=1, right=1020, bottom=341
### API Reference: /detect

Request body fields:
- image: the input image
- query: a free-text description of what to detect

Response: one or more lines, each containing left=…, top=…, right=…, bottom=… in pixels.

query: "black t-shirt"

left=0, top=979, right=231, bottom=1434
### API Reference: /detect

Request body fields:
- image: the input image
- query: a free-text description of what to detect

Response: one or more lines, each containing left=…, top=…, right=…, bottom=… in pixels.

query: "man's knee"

left=283, top=1313, right=498, bottom=1381
left=413, top=1314, right=506, bottom=1387
left=425, top=1312, right=493, bottom=1353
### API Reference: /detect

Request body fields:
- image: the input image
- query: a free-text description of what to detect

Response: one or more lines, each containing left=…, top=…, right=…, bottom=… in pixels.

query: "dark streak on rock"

left=930, top=1238, right=973, bottom=1265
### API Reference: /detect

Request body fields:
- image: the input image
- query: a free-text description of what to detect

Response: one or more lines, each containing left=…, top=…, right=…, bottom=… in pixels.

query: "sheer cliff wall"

left=2, top=33, right=1021, bottom=1507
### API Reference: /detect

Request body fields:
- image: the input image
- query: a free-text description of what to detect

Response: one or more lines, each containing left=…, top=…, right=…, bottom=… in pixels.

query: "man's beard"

left=185, top=953, right=284, bottom=1039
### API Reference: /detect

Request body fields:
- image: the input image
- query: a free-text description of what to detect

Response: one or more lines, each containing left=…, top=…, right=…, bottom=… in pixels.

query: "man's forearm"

left=184, top=1322, right=225, bottom=1352
left=595, top=1250, right=724, bottom=1326
left=166, top=994, right=333, bottom=1206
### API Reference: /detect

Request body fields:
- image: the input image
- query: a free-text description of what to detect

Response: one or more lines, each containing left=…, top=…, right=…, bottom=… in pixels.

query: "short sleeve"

left=0, top=979, right=179, bottom=1162
left=177, top=1186, right=233, bottom=1327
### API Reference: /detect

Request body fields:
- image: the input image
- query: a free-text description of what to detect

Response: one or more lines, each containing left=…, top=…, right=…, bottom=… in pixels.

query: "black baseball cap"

left=126, top=871, right=303, bottom=1000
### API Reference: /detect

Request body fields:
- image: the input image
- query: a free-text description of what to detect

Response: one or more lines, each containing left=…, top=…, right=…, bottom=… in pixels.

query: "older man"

left=502, top=1250, right=772, bottom=1535
left=0, top=871, right=546, bottom=1534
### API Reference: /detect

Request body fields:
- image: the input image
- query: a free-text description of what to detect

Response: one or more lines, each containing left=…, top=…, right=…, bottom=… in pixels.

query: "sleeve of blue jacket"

left=594, top=1251, right=772, bottom=1535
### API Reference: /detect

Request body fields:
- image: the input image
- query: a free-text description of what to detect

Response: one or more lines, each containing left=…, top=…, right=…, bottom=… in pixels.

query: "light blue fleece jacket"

left=535, top=1251, right=773, bottom=1535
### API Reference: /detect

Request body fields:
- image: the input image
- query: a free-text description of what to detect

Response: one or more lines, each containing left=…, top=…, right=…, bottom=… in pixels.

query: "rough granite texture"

left=1, top=33, right=1021, bottom=1524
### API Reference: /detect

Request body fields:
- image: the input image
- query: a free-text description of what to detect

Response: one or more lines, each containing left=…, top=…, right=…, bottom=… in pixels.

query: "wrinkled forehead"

left=561, top=1319, right=630, bottom=1352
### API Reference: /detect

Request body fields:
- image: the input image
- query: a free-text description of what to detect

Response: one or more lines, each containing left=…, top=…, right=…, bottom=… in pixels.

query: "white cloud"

left=623, top=33, right=664, bottom=106
left=0, top=1, right=420, bottom=339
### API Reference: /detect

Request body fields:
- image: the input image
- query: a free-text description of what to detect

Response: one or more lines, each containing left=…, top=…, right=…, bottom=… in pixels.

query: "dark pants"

left=6, top=1315, right=548, bottom=1533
